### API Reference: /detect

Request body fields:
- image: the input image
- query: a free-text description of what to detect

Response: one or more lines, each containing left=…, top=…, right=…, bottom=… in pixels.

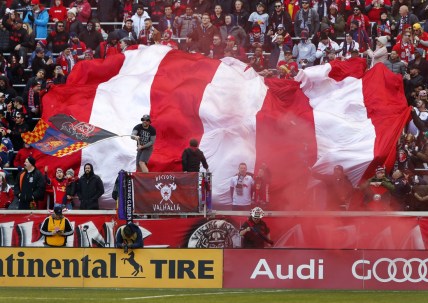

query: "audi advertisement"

left=223, top=250, right=428, bottom=290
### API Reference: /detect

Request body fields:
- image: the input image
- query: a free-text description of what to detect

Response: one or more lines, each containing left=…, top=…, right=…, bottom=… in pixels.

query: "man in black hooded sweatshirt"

left=182, top=138, right=209, bottom=172
left=77, top=163, right=104, bottom=210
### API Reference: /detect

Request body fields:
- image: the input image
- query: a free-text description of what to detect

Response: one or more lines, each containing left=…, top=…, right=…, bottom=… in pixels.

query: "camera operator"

left=52, top=65, right=67, bottom=84
left=115, top=223, right=144, bottom=252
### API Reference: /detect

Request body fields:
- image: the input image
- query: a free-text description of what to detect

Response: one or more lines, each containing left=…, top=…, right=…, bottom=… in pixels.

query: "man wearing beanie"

left=14, top=156, right=45, bottom=210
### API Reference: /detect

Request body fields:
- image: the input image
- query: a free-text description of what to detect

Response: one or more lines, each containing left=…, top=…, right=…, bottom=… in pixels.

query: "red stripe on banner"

left=256, top=78, right=317, bottom=210
left=149, top=50, right=222, bottom=172
left=66, top=55, right=127, bottom=86
left=38, top=54, right=126, bottom=177
left=328, top=57, right=367, bottom=81
left=361, top=64, right=411, bottom=180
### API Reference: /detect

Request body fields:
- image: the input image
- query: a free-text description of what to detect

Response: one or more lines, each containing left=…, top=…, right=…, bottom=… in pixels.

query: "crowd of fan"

left=0, top=0, right=425, bottom=100
left=0, top=0, right=427, bottom=210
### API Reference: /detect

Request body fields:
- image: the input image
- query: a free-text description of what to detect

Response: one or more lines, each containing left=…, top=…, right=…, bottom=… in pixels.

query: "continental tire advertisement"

left=0, top=248, right=222, bottom=288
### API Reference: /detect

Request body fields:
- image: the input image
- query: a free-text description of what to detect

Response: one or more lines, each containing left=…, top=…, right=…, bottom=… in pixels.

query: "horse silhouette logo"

left=121, top=251, right=143, bottom=276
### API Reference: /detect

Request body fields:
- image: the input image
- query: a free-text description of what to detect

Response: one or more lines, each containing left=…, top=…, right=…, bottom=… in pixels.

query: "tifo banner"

left=2, top=213, right=428, bottom=250
left=223, top=249, right=428, bottom=290
left=0, top=248, right=222, bottom=288
left=132, top=172, right=200, bottom=213
left=33, top=45, right=410, bottom=210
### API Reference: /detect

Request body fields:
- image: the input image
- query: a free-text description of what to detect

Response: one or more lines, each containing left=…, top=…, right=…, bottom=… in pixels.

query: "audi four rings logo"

left=352, top=258, right=428, bottom=283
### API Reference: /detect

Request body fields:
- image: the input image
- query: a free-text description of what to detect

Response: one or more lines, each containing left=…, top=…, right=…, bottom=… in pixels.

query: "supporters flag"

left=21, top=115, right=118, bottom=157
left=35, top=45, right=410, bottom=210
left=49, top=114, right=118, bottom=143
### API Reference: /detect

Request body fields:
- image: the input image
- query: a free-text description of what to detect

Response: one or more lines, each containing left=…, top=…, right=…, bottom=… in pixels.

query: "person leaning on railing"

left=115, top=223, right=144, bottom=251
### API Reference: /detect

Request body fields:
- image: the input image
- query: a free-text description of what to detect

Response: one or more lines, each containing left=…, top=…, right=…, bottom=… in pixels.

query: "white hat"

left=68, top=7, right=77, bottom=16
left=376, top=36, right=388, bottom=46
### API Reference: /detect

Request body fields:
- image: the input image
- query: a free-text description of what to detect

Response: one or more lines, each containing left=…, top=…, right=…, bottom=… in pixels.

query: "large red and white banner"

left=223, top=249, right=428, bottom=290
left=34, top=46, right=410, bottom=211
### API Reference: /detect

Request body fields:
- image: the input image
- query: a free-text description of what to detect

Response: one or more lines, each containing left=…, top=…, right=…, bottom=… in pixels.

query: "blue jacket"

left=23, top=9, right=49, bottom=39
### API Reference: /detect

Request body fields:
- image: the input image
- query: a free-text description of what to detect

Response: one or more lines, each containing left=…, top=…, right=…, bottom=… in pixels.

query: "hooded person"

left=49, top=0, right=68, bottom=23
left=78, top=20, right=104, bottom=51
left=96, top=30, right=121, bottom=59
left=14, top=156, right=45, bottom=210
left=76, top=163, right=104, bottom=210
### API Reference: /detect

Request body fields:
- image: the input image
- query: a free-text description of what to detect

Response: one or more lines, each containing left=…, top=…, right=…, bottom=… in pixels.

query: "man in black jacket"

left=14, top=156, right=45, bottom=210
left=77, top=163, right=104, bottom=210
left=182, top=138, right=209, bottom=172
left=46, top=21, right=69, bottom=54
left=78, top=21, right=104, bottom=52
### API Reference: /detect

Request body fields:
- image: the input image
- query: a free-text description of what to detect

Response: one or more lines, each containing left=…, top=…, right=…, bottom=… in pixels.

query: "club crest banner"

left=131, top=172, right=200, bottom=213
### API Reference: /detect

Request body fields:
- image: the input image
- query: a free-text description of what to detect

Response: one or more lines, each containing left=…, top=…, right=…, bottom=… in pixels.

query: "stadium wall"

left=0, top=247, right=428, bottom=290
left=1, top=212, right=428, bottom=249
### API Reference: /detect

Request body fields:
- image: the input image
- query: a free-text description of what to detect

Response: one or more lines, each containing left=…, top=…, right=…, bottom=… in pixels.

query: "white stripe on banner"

left=199, top=57, right=267, bottom=206
left=81, top=46, right=171, bottom=205
left=297, top=64, right=376, bottom=185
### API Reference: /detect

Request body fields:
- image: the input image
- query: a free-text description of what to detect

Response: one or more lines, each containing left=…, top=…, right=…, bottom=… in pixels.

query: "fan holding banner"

left=22, top=45, right=410, bottom=211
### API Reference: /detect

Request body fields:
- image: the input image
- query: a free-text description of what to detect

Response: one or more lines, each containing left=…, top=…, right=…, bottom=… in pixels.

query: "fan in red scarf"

left=346, top=5, right=370, bottom=32
left=392, top=29, right=415, bottom=63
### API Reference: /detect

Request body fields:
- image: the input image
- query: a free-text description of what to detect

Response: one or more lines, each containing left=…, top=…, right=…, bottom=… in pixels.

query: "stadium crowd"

left=0, top=0, right=427, bottom=211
